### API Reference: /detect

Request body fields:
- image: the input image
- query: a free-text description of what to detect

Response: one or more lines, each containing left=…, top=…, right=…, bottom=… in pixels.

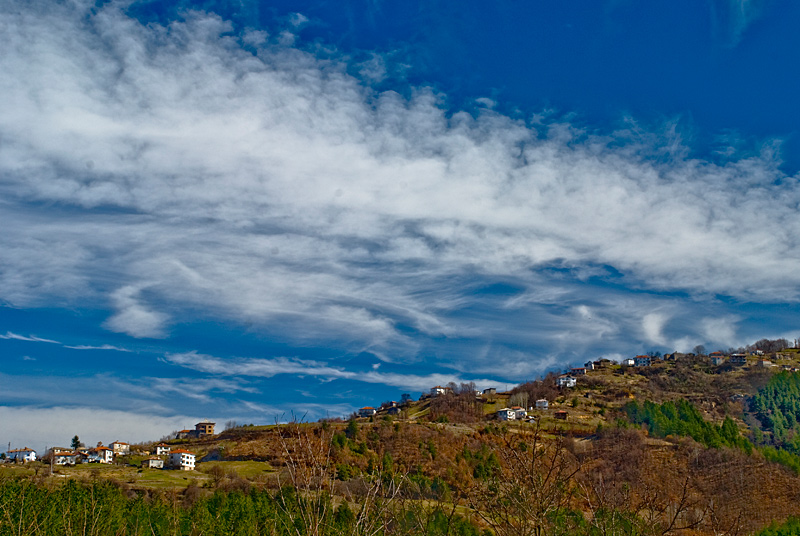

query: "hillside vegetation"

left=6, top=349, right=800, bottom=535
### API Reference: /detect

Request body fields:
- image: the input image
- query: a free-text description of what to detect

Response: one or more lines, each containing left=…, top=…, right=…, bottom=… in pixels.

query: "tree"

left=468, top=422, right=581, bottom=536
left=692, top=345, right=706, bottom=356
left=71, top=435, right=82, bottom=450
left=346, top=419, right=359, bottom=440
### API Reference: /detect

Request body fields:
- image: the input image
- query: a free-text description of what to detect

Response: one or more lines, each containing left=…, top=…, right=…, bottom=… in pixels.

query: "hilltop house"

left=430, top=386, right=452, bottom=397
left=570, top=367, right=587, bottom=376
left=535, top=399, right=549, bottom=410
left=154, top=443, right=171, bottom=456
left=195, top=421, right=216, bottom=437
left=358, top=407, right=377, bottom=417
left=556, top=376, right=577, bottom=388
left=6, top=448, right=36, bottom=463
left=711, top=356, right=726, bottom=366
left=730, top=354, right=748, bottom=365
left=169, top=449, right=196, bottom=471
left=633, top=356, right=651, bottom=367
left=175, top=421, right=217, bottom=440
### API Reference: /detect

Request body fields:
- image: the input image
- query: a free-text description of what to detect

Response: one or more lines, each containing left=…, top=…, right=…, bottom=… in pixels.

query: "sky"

left=2, top=0, right=800, bottom=453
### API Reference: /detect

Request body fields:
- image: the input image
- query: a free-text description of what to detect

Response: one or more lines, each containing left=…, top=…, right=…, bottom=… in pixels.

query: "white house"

left=430, top=386, right=452, bottom=397
left=91, top=446, right=113, bottom=463
left=535, top=399, right=549, bottom=410
left=622, top=358, right=636, bottom=366
left=6, top=448, right=37, bottom=463
left=109, top=441, right=130, bottom=456
left=142, top=457, right=164, bottom=469
left=496, top=408, right=516, bottom=421
left=154, top=443, right=171, bottom=456
left=711, top=356, right=725, bottom=366
left=511, top=406, right=527, bottom=419
left=169, top=449, right=195, bottom=471
left=53, top=451, right=78, bottom=466
left=584, top=361, right=595, bottom=371
left=556, top=376, right=577, bottom=388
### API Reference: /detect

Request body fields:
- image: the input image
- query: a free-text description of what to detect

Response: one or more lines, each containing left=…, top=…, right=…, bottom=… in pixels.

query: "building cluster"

left=3, top=421, right=214, bottom=472
left=495, top=402, right=568, bottom=422
left=357, top=387, right=474, bottom=418
left=174, top=420, right=216, bottom=439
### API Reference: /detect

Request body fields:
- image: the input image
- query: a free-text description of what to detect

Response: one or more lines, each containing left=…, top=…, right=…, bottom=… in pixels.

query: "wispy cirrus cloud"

left=165, top=351, right=502, bottom=392
left=1, top=329, right=129, bottom=352
left=712, top=0, right=766, bottom=47
left=0, top=332, right=60, bottom=344
left=0, top=0, right=798, bottom=372
left=63, top=344, right=131, bottom=352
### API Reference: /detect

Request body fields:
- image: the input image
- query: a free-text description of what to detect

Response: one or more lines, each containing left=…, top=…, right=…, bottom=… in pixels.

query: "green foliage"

left=624, top=399, right=753, bottom=452
left=346, top=419, right=358, bottom=440
left=336, top=463, right=358, bottom=481
left=0, top=476, right=485, bottom=535
left=461, top=444, right=500, bottom=480
left=754, top=516, right=800, bottom=536
left=331, top=432, right=347, bottom=450
left=753, top=372, right=800, bottom=452
left=759, top=446, right=800, bottom=475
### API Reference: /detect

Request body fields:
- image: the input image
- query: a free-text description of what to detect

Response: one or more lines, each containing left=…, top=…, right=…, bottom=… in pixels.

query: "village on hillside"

left=356, top=347, right=800, bottom=424
left=5, top=346, right=800, bottom=472
left=3, top=420, right=216, bottom=471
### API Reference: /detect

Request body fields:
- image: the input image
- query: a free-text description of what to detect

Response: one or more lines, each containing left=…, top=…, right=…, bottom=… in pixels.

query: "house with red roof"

left=358, top=406, right=377, bottom=417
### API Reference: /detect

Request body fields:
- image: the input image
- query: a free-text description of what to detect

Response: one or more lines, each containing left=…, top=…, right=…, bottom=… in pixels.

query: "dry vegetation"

left=7, top=355, right=800, bottom=534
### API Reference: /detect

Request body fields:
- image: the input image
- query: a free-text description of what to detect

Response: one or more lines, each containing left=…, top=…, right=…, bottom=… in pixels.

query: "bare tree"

left=274, top=418, right=399, bottom=536
left=468, top=422, right=581, bottom=536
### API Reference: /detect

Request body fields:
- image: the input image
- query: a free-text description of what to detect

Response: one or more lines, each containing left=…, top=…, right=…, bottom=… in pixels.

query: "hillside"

left=5, top=351, right=800, bottom=535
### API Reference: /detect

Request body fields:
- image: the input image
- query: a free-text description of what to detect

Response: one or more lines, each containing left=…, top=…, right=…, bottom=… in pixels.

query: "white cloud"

left=63, top=344, right=131, bottom=351
left=165, top=351, right=501, bottom=391
left=103, top=286, right=169, bottom=339
left=0, top=406, right=192, bottom=455
left=701, top=316, right=740, bottom=348
left=0, top=332, right=60, bottom=344
left=714, top=0, right=765, bottom=46
left=0, top=0, right=797, bottom=371
left=642, top=313, right=668, bottom=346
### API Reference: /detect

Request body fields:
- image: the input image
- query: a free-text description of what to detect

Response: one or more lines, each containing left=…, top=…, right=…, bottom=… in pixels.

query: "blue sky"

left=2, top=0, right=800, bottom=452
